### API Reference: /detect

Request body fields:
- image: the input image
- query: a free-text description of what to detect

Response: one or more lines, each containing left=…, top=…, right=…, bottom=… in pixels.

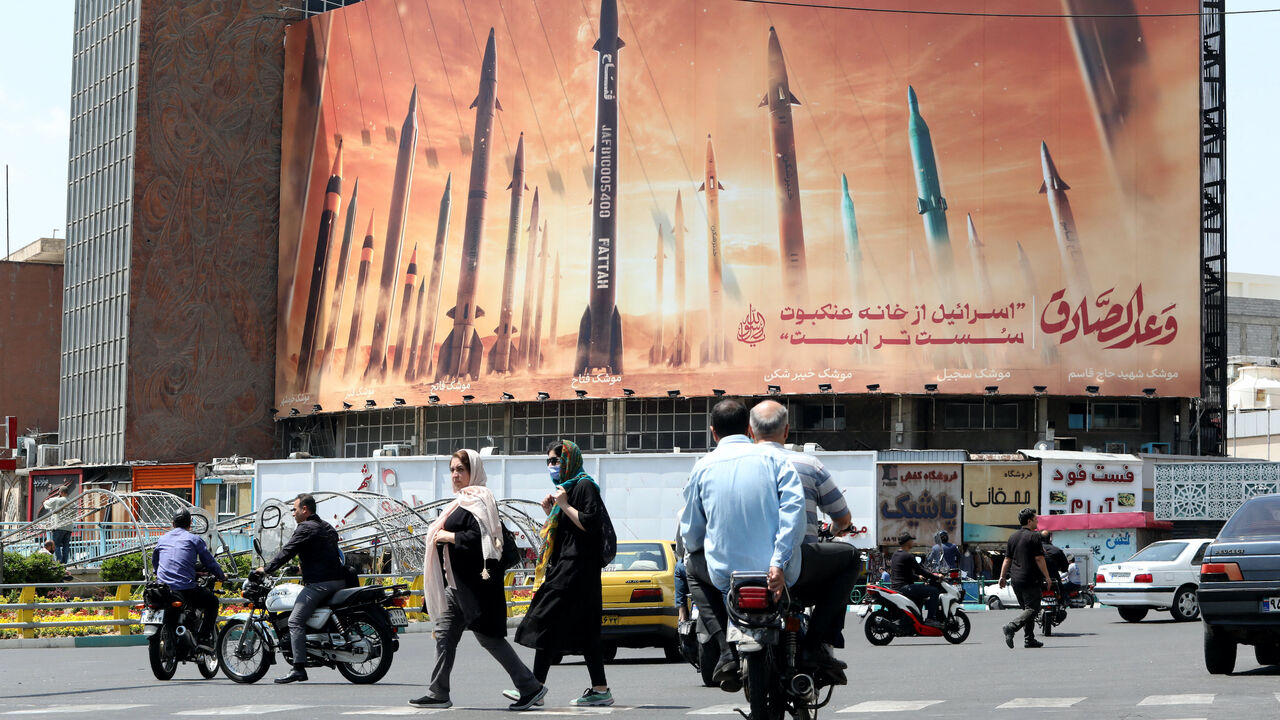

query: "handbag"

left=498, top=522, right=522, bottom=571
left=599, top=503, right=617, bottom=568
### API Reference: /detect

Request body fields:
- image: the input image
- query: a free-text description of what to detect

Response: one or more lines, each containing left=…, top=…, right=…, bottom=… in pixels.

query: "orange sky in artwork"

left=277, top=0, right=1201, bottom=407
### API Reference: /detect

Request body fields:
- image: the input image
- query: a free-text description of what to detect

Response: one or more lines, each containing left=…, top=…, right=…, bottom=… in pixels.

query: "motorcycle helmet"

left=172, top=509, right=192, bottom=529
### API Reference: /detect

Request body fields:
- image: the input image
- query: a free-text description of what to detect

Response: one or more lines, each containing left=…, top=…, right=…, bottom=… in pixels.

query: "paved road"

left=2, top=608, right=1279, bottom=718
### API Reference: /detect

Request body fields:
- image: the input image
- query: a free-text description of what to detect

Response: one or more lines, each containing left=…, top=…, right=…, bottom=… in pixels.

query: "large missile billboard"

left=276, top=0, right=1200, bottom=412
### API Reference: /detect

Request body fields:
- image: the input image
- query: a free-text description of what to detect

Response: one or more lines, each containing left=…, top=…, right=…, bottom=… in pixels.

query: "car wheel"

left=1256, top=644, right=1280, bottom=666
left=1204, top=624, right=1236, bottom=675
left=1170, top=585, right=1200, bottom=622
left=987, top=596, right=1003, bottom=610
left=1118, top=606, right=1148, bottom=623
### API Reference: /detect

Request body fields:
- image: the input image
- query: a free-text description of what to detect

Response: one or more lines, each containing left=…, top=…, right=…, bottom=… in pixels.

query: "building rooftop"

left=3, top=237, right=65, bottom=265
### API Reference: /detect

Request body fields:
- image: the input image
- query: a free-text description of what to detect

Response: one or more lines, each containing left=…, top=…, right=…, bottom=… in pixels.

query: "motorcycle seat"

left=328, top=585, right=385, bottom=608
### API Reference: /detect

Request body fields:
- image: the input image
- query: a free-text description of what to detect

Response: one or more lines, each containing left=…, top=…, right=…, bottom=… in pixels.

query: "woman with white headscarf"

left=409, top=449, right=546, bottom=711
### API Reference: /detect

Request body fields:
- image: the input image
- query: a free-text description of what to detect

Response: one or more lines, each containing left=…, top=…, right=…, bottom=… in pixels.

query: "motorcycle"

left=216, top=558, right=411, bottom=684
left=724, top=571, right=841, bottom=720
left=140, top=573, right=221, bottom=681
left=861, top=568, right=971, bottom=646
left=678, top=603, right=720, bottom=687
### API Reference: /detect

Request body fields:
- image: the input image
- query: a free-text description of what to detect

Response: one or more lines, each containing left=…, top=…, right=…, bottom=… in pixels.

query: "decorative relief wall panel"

left=1154, top=462, right=1280, bottom=520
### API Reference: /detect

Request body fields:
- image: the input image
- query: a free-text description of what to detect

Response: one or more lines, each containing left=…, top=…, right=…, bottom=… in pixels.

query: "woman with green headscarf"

left=513, top=440, right=613, bottom=707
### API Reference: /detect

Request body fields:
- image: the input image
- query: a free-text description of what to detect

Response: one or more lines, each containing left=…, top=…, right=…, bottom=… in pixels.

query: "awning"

left=1036, top=511, right=1171, bottom=531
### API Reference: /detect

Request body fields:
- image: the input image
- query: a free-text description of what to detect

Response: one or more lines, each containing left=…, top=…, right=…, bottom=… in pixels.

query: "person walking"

left=998, top=508, right=1055, bottom=649
left=515, top=440, right=613, bottom=707
left=410, top=450, right=546, bottom=711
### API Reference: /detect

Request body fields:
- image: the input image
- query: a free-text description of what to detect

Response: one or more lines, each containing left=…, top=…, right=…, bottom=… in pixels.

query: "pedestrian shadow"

left=1231, top=666, right=1280, bottom=676
left=1043, top=632, right=1097, bottom=638
left=0, top=682, right=202, bottom=700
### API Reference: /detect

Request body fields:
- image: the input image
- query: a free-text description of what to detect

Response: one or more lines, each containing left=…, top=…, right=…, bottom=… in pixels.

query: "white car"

left=1095, top=538, right=1214, bottom=622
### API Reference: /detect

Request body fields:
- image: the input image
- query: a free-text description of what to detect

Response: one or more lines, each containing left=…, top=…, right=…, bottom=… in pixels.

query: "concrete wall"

left=1228, top=296, right=1280, bottom=360
left=0, top=261, right=63, bottom=433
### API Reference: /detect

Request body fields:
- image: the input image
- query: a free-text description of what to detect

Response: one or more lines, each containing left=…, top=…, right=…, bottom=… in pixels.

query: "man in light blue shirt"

left=681, top=399, right=806, bottom=690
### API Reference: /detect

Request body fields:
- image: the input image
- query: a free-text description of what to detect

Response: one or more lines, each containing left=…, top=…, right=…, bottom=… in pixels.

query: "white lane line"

left=997, top=697, right=1086, bottom=709
left=340, top=709, right=444, bottom=716
left=688, top=705, right=750, bottom=715
left=4, top=706, right=150, bottom=715
left=513, top=710, right=615, bottom=716
left=174, top=706, right=312, bottom=716
left=838, top=700, right=944, bottom=713
left=1138, top=695, right=1215, bottom=706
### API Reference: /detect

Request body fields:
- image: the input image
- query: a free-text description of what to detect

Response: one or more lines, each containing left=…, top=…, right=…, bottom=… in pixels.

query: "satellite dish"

left=1034, top=441, right=1052, bottom=451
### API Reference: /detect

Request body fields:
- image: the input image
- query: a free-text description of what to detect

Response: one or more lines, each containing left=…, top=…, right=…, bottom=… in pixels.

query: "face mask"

left=549, top=465, right=561, bottom=482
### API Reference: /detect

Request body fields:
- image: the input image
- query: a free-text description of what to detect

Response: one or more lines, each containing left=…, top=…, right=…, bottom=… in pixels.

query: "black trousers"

left=1010, top=582, right=1043, bottom=639
left=174, top=586, right=220, bottom=640
left=897, top=583, right=942, bottom=623
left=685, top=551, right=729, bottom=654
left=790, top=543, right=859, bottom=648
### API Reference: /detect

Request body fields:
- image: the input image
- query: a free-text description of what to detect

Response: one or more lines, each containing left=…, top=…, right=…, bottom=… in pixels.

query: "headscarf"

left=534, top=439, right=598, bottom=583
left=422, top=450, right=505, bottom=623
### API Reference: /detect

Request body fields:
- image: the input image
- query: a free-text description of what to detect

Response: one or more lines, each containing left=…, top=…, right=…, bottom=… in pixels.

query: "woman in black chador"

left=514, top=439, right=613, bottom=707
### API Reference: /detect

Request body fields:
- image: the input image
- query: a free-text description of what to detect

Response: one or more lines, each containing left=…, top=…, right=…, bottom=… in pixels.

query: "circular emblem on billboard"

left=382, top=468, right=398, bottom=487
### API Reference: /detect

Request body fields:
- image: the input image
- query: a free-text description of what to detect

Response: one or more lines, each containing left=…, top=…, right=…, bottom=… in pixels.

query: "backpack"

left=599, top=503, right=617, bottom=568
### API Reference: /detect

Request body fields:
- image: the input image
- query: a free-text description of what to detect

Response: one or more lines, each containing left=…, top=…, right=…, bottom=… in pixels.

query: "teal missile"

left=840, top=173, right=862, bottom=303
left=907, top=86, right=952, bottom=268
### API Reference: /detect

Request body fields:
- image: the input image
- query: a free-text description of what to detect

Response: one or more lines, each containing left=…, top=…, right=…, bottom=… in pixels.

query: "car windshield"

left=1126, top=541, right=1187, bottom=563
left=605, top=542, right=667, bottom=572
left=1220, top=496, right=1280, bottom=539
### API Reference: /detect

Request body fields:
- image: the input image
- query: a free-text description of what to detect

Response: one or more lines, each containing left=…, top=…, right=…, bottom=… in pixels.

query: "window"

left=344, top=408, right=416, bottom=457
left=1091, top=402, right=1141, bottom=430
left=942, top=402, right=1018, bottom=430
left=510, top=400, right=608, bottom=453
left=1191, top=541, right=1210, bottom=566
left=422, top=404, right=504, bottom=455
left=216, top=484, right=239, bottom=522
left=622, top=398, right=710, bottom=452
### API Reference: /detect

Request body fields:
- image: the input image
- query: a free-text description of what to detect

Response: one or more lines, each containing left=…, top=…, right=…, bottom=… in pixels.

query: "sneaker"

left=502, top=689, right=545, bottom=706
left=1002, top=624, right=1015, bottom=649
left=508, top=685, right=549, bottom=711
left=408, top=695, right=452, bottom=709
left=570, top=688, right=614, bottom=707
left=1024, top=638, right=1044, bottom=649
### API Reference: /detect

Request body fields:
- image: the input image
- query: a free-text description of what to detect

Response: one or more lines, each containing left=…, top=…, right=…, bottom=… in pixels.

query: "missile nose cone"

left=408, top=85, right=418, bottom=114
left=907, top=85, right=919, bottom=113
left=365, top=213, right=375, bottom=238
left=482, top=28, right=497, bottom=71
left=841, top=173, right=849, bottom=192
left=331, top=137, right=343, bottom=177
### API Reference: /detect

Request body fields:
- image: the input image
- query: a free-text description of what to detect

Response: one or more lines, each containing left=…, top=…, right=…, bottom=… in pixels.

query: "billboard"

left=1033, top=451, right=1143, bottom=515
left=875, top=463, right=961, bottom=546
left=276, top=0, right=1201, bottom=411
left=962, top=462, right=1038, bottom=544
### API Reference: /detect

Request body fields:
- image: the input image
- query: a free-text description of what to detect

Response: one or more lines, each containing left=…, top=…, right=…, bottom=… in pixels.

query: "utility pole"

left=5, top=164, right=10, bottom=259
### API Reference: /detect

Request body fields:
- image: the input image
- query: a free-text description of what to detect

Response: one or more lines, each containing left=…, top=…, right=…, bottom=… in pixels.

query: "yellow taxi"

left=599, top=540, right=680, bottom=660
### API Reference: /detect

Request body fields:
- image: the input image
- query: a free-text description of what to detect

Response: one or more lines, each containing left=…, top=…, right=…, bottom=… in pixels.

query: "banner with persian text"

left=962, top=462, right=1039, bottom=544
left=876, top=463, right=962, bottom=547
left=276, top=0, right=1201, bottom=411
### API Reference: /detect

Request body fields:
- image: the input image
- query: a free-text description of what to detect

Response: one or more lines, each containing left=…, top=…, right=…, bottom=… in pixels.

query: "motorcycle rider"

left=930, top=531, right=960, bottom=570
left=257, top=493, right=348, bottom=684
left=1040, top=531, right=1069, bottom=585
left=889, top=532, right=945, bottom=627
left=151, top=509, right=226, bottom=650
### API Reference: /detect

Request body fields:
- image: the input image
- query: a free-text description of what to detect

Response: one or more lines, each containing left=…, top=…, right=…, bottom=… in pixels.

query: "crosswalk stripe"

left=838, top=700, right=944, bottom=713
left=3, top=705, right=150, bottom=715
left=688, top=704, right=750, bottom=715
left=996, top=697, right=1086, bottom=709
left=340, top=708, right=445, bottom=716
left=174, top=706, right=312, bottom=716
left=1137, top=695, right=1215, bottom=706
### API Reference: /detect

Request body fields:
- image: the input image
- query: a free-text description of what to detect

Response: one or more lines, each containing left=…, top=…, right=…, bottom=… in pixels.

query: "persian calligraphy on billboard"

left=876, top=463, right=962, bottom=546
left=962, top=462, right=1039, bottom=544
left=275, top=0, right=1200, bottom=411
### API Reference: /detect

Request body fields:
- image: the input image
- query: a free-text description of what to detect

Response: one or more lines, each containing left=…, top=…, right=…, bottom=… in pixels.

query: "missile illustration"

left=574, top=0, right=625, bottom=376
left=666, top=190, right=691, bottom=367
left=840, top=174, right=863, bottom=304
left=648, top=223, right=665, bottom=365
left=296, top=142, right=343, bottom=393
left=405, top=277, right=426, bottom=382
left=365, top=87, right=419, bottom=381
left=1039, top=141, right=1092, bottom=297
left=966, top=213, right=994, bottom=305
left=489, top=133, right=527, bottom=374
left=416, top=175, right=452, bottom=380
left=699, top=134, right=730, bottom=365
left=548, top=252, right=560, bottom=357
left=1017, top=241, right=1058, bottom=364
left=318, top=178, right=358, bottom=382
left=390, top=244, right=418, bottom=375
left=760, top=27, right=808, bottom=305
left=515, top=188, right=540, bottom=367
left=343, top=215, right=377, bottom=380
left=907, top=86, right=954, bottom=286
left=530, top=220, right=551, bottom=373
left=438, top=29, right=500, bottom=381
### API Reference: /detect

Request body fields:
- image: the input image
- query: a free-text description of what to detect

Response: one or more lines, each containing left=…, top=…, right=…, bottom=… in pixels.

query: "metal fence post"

left=17, top=585, right=35, bottom=639
left=114, top=583, right=134, bottom=635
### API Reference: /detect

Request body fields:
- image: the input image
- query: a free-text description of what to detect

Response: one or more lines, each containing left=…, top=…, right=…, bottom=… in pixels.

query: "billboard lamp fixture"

left=818, top=383, right=833, bottom=393
left=1142, top=388, right=1157, bottom=398
left=289, top=408, right=300, bottom=416
left=667, top=389, right=681, bottom=398
left=342, top=402, right=352, bottom=410
left=429, top=394, right=440, bottom=404
left=269, top=408, right=279, bottom=416
left=622, top=388, right=635, bottom=396
left=462, top=395, right=475, bottom=403
left=394, top=398, right=406, bottom=406
left=537, top=391, right=550, bottom=401
left=984, top=386, right=998, bottom=395
left=866, top=384, right=880, bottom=393
left=501, top=392, right=515, bottom=401
left=575, top=389, right=588, bottom=398
left=767, top=385, right=781, bottom=395
left=924, top=384, right=938, bottom=394
left=312, top=404, right=322, bottom=413
left=1033, top=385, right=1047, bottom=395
left=712, top=388, right=726, bottom=396
left=365, top=399, right=377, bottom=408
left=1085, top=385, right=1100, bottom=396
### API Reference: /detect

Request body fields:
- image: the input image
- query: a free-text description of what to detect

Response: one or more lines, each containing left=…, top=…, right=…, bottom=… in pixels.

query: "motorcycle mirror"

left=253, top=538, right=263, bottom=558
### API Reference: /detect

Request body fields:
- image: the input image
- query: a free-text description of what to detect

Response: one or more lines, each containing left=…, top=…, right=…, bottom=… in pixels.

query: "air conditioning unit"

left=373, top=443, right=412, bottom=457
left=37, top=444, right=60, bottom=467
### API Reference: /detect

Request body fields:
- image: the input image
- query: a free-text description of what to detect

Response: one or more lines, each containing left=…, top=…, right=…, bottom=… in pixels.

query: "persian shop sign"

left=876, top=463, right=962, bottom=546
left=275, top=0, right=1201, bottom=411
left=963, top=463, right=1039, bottom=544
left=1041, top=460, right=1142, bottom=515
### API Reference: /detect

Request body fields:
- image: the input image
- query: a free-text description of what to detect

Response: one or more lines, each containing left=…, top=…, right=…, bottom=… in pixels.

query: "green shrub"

left=100, top=551, right=146, bottom=592
left=23, top=553, right=66, bottom=586
left=2, top=551, right=27, bottom=585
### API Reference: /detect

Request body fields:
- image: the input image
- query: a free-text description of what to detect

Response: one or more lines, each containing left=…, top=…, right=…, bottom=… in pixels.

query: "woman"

left=513, top=440, right=612, bottom=707
left=410, top=450, right=546, bottom=711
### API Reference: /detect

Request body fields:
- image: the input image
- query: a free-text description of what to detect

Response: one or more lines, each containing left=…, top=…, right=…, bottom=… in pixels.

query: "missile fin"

left=475, top=306, right=486, bottom=319
left=469, top=95, right=479, bottom=109
left=1038, top=181, right=1047, bottom=194
left=445, top=306, right=457, bottom=320
left=789, top=91, right=801, bottom=106
left=759, top=94, right=769, bottom=108
left=507, top=180, right=513, bottom=190
left=495, top=97, right=503, bottom=112
left=917, top=198, right=928, bottom=215
left=574, top=308, right=592, bottom=375
left=466, top=332, right=484, bottom=379
left=1057, top=179, right=1070, bottom=191
left=717, top=181, right=726, bottom=191
left=697, top=182, right=706, bottom=192
left=940, top=196, right=948, bottom=211
left=617, top=38, right=626, bottom=49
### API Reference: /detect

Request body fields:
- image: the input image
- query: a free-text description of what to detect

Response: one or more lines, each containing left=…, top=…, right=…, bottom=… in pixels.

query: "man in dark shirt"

left=999, top=508, right=1055, bottom=649
left=1040, top=531, right=1069, bottom=579
left=257, top=493, right=347, bottom=683
left=930, top=531, right=960, bottom=569
left=152, top=510, right=226, bottom=648
left=888, top=532, right=943, bottom=627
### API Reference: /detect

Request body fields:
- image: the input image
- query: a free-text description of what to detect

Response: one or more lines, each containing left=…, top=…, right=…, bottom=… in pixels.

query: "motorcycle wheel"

left=148, top=627, right=178, bottom=681
left=699, top=641, right=718, bottom=687
left=943, top=609, right=971, bottom=645
left=197, top=646, right=220, bottom=679
left=1040, top=610, right=1053, bottom=637
left=863, top=609, right=894, bottom=646
left=218, top=620, right=271, bottom=684
left=336, top=615, right=395, bottom=684
left=743, top=651, right=780, bottom=720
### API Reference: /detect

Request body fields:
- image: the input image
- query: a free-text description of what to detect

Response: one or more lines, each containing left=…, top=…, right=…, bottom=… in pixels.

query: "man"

left=749, top=400, right=859, bottom=652
left=999, top=508, right=1055, bottom=649
left=958, top=545, right=976, bottom=578
left=888, top=532, right=944, bottom=627
left=37, top=540, right=56, bottom=556
left=258, top=493, right=347, bottom=683
left=1040, top=530, right=1069, bottom=583
left=152, top=510, right=226, bottom=649
left=42, top=487, right=72, bottom=564
left=682, top=399, right=825, bottom=691
left=930, top=531, right=960, bottom=570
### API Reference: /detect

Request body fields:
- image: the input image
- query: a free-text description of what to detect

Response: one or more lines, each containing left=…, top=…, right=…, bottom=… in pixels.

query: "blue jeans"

left=674, top=560, right=689, bottom=611
left=51, top=530, right=72, bottom=564
left=287, top=580, right=345, bottom=665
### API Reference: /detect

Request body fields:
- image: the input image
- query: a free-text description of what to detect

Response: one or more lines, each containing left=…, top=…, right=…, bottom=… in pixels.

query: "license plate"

left=601, top=615, right=621, bottom=626
left=388, top=608, right=408, bottom=627
left=1111, top=572, right=1130, bottom=579
left=1261, top=598, right=1280, bottom=613
left=141, top=608, right=164, bottom=624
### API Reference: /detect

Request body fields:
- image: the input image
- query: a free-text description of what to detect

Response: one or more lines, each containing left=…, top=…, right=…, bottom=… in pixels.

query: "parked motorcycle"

left=861, top=568, right=971, bottom=645
left=724, top=571, right=842, bottom=720
left=141, top=574, right=221, bottom=680
left=216, top=557, right=410, bottom=684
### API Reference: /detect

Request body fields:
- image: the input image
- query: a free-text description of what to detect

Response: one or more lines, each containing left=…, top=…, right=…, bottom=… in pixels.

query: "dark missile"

left=296, top=141, right=343, bottom=393
left=318, top=177, right=358, bottom=382
left=343, top=214, right=376, bottom=380
left=761, top=27, right=808, bottom=305
left=530, top=220, right=550, bottom=372
left=515, top=188, right=540, bottom=368
left=437, top=29, right=500, bottom=381
left=1039, top=140, right=1092, bottom=296
left=416, top=174, right=452, bottom=380
left=548, top=252, right=560, bottom=356
left=391, top=244, right=419, bottom=375
left=405, top=276, right=426, bottom=382
left=365, top=86, right=419, bottom=381
left=489, top=133, right=527, bottom=374
left=648, top=222, right=665, bottom=365
left=666, top=190, right=690, bottom=367
left=574, top=0, right=625, bottom=376
left=699, top=134, right=728, bottom=365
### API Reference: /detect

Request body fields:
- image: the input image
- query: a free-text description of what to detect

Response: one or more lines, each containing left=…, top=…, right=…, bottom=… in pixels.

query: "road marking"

left=688, top=705, right=750, bottom=715
left=838, top=700, right=944, bottom=713
left=514, top=710, right=616, bottom=716
left=175, top=706, right=312, bottom=716
left=997, top=697, right=1086, bottom=709
left=340, top=709, right=445, bottom=716
left=4, top=706, right=150, bottom=715
left=1138, top=695, right=1215, bottom=706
